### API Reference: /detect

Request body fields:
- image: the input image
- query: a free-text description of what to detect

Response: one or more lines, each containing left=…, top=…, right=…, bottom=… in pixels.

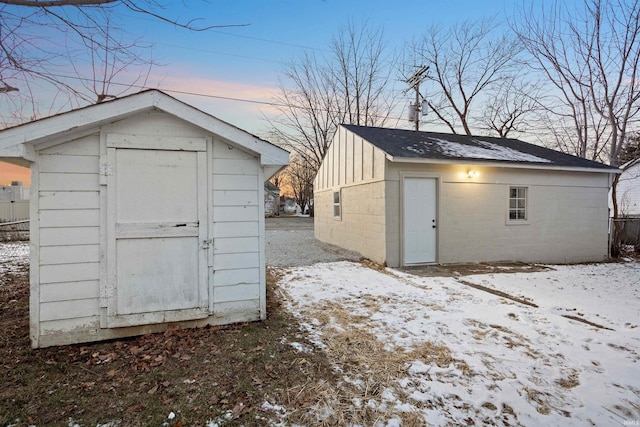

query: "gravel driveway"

left=265, top=216, right=361, bottom=267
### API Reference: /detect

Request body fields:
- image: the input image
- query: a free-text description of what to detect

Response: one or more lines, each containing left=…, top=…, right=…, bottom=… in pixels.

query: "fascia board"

left=151, top=92, right=289, bottom=167
left=386, top=155, right=621, bottom=174
left=0, top=90, right=289, bottom=167
left=0, top=92, right=157, bottom=150
left=0, top=143, right=36, bottom=164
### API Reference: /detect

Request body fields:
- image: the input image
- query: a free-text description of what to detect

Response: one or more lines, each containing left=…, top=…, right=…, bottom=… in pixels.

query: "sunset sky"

left=0, top=0, right=566, bottom=185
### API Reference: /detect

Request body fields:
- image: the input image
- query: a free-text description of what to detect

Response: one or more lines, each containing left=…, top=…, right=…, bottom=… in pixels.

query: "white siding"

left=314, top=126, right=385, bottom=191
left=211, top=139, right=261, bottom=318
left=36, top=133, right=102, bottom=338
left=615, top=162, right=640, bottom=216
left=31, top=109, right=272, bottom=347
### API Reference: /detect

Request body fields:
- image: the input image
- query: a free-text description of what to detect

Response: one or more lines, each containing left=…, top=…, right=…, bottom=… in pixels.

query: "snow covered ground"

left=0, top=241, right=29, bottom=275
left=277, top=260, right=640, bottom=426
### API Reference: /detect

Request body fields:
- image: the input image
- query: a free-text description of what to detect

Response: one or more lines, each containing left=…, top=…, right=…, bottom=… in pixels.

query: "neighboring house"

left=612, top=158, right=640, bottom=217
left=283, top=198, right=301, bottom=214
left=0, top=89, right=289, bottom=348
left=315, top=124, right=619, bottom=267
left=264, top=181, right=280, bottom=217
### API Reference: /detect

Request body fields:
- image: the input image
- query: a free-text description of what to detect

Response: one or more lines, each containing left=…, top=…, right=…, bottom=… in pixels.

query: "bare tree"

left=411, top=17, right=521, bottom=136
left=514, top=0, right=640, bottom=252
left=481, top=75, right=542, bottom=138
left=269, top=21, right=397, bottom=174
left=68, top=17, right=156, bottom=104
left=283, top=156, right=315, bottom=217
left=0, top=1, right=246, bottom=122
left=269, top=168, right=285, bottom=191
left=514, top=0, right=640, bottom=167
left=619, top=132, right=640, bottom=164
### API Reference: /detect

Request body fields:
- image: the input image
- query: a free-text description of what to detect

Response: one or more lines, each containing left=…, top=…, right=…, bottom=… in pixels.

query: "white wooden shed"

left=0, top=90, right=289, bottom=348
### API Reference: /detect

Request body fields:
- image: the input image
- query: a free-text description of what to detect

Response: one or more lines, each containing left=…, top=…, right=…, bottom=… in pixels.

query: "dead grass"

left=286, top=299, right=473, bottom=426
left=0, top=266, right=341, bottom=426
left=555, top=372, right=580, bottom=389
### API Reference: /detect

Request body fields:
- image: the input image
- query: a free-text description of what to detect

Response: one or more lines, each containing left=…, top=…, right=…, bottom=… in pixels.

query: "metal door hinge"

left=100, top=163, right=114, bottom=176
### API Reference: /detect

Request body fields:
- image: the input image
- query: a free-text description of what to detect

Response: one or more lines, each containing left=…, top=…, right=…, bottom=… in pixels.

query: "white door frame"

left=400, top=173, right=439, bottom=266
left=101, top=134, right=210, bottom=328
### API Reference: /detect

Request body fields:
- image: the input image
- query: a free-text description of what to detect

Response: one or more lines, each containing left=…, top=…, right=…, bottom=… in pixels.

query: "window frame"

left=507, top=186, right=529, bottom=224
left=333, top=189, right=341, bottom=220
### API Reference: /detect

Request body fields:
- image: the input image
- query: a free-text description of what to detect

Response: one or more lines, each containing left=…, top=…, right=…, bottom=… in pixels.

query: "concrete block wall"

left=438, top=182, right=609, bottom=263
left=386, top=162, right=611, bottom=265
left=314, top=180, right=387, bottom=264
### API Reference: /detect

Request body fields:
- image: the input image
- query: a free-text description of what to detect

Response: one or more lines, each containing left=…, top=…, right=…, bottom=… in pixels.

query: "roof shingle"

left=342, top=124, right=617, bottom=171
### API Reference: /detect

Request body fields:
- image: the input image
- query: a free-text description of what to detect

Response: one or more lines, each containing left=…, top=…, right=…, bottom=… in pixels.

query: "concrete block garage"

left=314, top=125, right=619, bottom=267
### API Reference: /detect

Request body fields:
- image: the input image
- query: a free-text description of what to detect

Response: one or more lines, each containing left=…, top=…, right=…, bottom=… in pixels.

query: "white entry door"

left=105, top=136, right=209, bottom=328
left=403, top=177, right=437, bottom=265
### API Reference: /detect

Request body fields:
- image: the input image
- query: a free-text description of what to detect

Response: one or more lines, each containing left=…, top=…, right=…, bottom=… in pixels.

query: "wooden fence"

left=612, top=217, right=640, bottom=247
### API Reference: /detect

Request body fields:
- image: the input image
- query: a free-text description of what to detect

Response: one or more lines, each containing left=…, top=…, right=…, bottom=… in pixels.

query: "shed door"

left=105, top=136, right=209, bottom=328
left=403, top=177, right=437, bottom=265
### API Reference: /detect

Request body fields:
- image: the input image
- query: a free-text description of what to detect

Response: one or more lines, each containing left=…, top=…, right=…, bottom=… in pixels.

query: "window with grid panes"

left=509, top=187, right=527, bottom=221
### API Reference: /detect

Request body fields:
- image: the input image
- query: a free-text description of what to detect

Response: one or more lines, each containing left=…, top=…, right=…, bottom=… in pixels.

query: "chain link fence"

left=0, top=220, right=30, bottom=269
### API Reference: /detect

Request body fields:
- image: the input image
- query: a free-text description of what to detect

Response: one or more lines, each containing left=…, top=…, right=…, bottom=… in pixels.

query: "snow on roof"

left=424, top=137, right=551, bottom=163
left=342, top=124, right=618, bottom=171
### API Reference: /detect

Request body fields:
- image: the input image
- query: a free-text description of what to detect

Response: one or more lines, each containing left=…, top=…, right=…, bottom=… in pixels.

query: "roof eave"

left=0, top=144, right=36, bottom=165
left=151, top=92, right=289, bottom=167
left=385, top=155, right=621, bottom=174
left=0, top=90, right=289, bottom=168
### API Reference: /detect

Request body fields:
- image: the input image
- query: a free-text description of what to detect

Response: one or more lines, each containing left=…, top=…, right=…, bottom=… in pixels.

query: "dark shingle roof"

left=265, top=181, right=280, bottom=192
left=342, top=124, right=618, bottom=171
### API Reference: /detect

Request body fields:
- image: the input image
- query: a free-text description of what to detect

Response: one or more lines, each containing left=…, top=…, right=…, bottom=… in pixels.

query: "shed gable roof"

left=0, top=89, right=288, bottom=169
left=342, top=124, right=618, bottom=172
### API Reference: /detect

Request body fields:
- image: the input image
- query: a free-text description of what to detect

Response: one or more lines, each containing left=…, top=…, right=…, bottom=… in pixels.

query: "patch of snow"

left=427, top=137, right=552, bottom=163
left=261, top=401, right=287, bottom=413
left=206, top=411, right=234, bottom=427
left=0, top=241, right=29, bottom=275
left=375, top=417, right=402, bottom=427
left=277, top=260, right=640, bottom=426
left=289, top=341, right=313, bottom=353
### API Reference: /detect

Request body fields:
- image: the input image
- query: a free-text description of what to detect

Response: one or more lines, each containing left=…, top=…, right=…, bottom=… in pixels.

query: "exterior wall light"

left=467, top=170, right=478, bottom=179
